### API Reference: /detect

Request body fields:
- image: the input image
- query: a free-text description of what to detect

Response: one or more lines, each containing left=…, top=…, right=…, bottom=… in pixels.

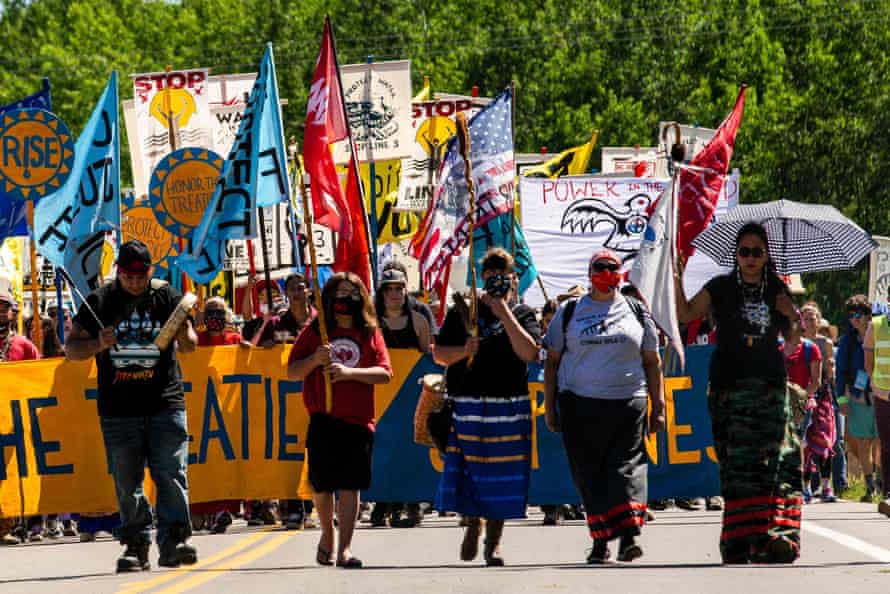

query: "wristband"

left=836, top=396, right=849, bottom=404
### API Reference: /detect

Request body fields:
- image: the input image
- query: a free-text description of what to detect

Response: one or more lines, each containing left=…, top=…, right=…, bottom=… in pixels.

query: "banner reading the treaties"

left=0, top=346, right=720, bottom=517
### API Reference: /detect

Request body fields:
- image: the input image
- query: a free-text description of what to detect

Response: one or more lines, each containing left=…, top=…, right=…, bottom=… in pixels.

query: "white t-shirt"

left=544, top=294, right=658, bottom=400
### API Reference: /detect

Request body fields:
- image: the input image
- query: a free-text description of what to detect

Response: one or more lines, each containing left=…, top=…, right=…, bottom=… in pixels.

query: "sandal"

left=336, top=556, right=363, bottom=568
left=316, top=545, right=333, bottom=566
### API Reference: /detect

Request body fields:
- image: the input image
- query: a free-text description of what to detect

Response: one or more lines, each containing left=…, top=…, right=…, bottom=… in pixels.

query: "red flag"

left=304, top=18, right=351, bottom=236
left=333, top=154, right=372, bottom=289
left=677, top=86, right=746, bottom=258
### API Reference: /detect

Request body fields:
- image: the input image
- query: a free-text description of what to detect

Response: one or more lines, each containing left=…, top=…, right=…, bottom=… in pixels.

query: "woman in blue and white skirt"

left=432, top=248, right=541, bottom=566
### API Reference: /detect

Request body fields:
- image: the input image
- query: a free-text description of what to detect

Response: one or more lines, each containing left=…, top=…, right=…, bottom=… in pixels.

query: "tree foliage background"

left=1, top=0, right=888, bottom=321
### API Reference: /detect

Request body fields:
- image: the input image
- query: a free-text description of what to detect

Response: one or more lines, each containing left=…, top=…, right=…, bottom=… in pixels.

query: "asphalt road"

left=2, top=501, right=890, bottom=594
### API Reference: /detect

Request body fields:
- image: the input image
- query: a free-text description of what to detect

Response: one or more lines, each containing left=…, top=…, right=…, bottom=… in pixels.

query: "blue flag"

left=178, top=45, right=290, bottom=284
left=34, top=73, right=120, bottom=304
left=0, top=79, right=52, bottom=242
left=466, top=211, right=538, bottom=296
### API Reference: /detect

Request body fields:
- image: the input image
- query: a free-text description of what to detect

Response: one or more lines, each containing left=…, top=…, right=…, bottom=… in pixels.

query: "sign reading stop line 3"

left=149, top=147, right=224, bottom=239
left=0, top=108, right=75, bottom=201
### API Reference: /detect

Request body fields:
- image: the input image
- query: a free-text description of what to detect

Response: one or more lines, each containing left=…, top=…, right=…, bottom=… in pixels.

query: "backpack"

left=804, top=385, right=837, bottom=472
left=559, top=295, right=647, bottom=357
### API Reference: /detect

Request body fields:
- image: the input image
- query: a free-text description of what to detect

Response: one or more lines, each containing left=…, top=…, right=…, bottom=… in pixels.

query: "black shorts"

left=306, top=413, right=374, bottom=493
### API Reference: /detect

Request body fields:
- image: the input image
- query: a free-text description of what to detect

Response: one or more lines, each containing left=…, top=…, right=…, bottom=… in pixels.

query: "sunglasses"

left=848, top=311, right=867, bottom=319
left=737, top=246, right=766, bottom=259
left=592, top=262, right=620, bottom=273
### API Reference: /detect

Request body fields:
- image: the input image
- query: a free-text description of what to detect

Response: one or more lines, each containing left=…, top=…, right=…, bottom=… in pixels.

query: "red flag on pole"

left=304, top=18, right=351, bottom=236
left=333, top=152, right=372, bottom=289
left=677, top=86, right=747, bottom=258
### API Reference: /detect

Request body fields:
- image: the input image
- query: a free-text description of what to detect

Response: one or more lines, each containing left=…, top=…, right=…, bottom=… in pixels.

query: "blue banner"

left=0, top=79, right=52, bottom=241
left=178, top=45, right=290, bottom=284
left=366, top=344, right=719, bottom=503
left=34, top=73, right=120, bottom=304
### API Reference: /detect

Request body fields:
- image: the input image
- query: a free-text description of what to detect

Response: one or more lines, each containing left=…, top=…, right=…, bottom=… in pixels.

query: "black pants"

left=558, top=392, right=647, bottom=541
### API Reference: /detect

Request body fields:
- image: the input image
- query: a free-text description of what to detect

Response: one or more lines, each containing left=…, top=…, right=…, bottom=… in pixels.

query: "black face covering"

left=333, top=296, right=362, bottom=316
left=205, top=310, right=227, bottom=332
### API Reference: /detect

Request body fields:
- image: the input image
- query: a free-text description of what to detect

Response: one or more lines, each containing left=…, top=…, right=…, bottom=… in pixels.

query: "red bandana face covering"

left=590, top=271, right=622, bottom=293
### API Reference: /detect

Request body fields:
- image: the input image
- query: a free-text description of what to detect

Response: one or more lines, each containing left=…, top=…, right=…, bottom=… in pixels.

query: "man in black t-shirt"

left=67, top=241, right=199, bottom=573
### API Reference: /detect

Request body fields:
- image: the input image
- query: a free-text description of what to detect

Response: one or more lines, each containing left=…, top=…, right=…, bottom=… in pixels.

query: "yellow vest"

left=872, top=315, right=890, bottom=391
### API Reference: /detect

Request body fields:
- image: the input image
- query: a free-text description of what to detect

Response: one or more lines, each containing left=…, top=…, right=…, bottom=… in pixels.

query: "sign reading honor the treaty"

left=148, top=148, right=225, bottom=239
left=0, top=346, right=719, bottom=517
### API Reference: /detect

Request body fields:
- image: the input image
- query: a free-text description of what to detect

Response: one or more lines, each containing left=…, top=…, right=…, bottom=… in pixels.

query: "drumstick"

left=56, top=267, right=119, bottom=351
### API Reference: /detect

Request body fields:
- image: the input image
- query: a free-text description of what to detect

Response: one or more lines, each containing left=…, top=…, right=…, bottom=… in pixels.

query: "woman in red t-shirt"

left=288, top=272, right=392, bottom=569
left=191, top=297, right=242, bottom=533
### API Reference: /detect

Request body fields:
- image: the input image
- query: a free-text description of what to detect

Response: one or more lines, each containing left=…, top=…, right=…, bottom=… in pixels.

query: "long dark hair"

left=312, top=272, right=377, bottom=337
left=374, top=284, right=409, bottom=320
left=25, top=316, right=64, bottom=358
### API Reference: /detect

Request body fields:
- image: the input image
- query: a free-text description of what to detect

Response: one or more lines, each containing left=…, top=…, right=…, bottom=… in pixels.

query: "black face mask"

left=205, top=310, right=227, bottom=332
left=333, top=296, right=362, bottom=316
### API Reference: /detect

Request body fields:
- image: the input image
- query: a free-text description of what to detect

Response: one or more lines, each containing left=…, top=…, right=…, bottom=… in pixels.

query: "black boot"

left=158, top=541, right=198, bottom=568
left=116, top=541, right=150, bottom=573
left=483, top=519, right=505, bottom=566
left=617, top=535, right=643, bottom=562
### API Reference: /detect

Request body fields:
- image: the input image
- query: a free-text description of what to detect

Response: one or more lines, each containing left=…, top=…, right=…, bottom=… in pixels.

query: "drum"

left=413, top=373, right=446, bottom=446
left=154, top=292, right=197, bottom=350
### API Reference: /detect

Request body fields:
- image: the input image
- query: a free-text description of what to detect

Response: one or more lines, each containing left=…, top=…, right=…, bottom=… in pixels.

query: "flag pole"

left=509, top=81, right=517, bottom=259
left=26, top=203, right=41, bottom=354
left=287, top=138, right=304, bottom=269
left=456, top=112, right=478, bottom=366
left=327, top=15, right=376, bottom=289
left=297, top=155, right=335, bottom=412
left=257, top=207, right=275, bottom=310
left=44, top=78, right=65, bottom=343
left=365, top=55, right=380, bottom=279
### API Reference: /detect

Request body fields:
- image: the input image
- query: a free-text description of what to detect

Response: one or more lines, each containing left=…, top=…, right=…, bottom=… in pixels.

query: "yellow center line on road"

left=116, top=527, right=278, bottom=594
left=153, top=531, right=297, bottom=594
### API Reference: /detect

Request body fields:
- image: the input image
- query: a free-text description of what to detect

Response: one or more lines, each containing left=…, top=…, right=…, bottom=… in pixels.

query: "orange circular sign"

left=0, top=108, right=75, bottom=201
left=149, top=148, right=223, bottom=237
left=122, top=206, right=177, bottom=265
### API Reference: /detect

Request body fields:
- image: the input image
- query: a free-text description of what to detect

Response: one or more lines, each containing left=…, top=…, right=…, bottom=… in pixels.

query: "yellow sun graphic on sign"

left=149, top=88, right=197, bottom=129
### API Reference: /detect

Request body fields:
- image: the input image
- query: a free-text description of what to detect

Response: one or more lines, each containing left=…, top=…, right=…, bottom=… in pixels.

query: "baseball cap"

left=117, top=240, right=152, bottom=274
left=589, top=248, right=621, bottom=267
left=379, top=268, right=408, bottom=287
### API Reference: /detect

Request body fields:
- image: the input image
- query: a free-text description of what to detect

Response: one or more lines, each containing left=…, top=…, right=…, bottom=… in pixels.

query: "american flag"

left=410, top=88, right=515, bottom=297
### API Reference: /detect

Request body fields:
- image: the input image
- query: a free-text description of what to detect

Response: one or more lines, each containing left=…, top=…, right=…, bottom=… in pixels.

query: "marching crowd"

left=1, top=227, right=890, bottom=570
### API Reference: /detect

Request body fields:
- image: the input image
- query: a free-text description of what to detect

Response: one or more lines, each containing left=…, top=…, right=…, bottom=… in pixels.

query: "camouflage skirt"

left=709, top=378, right=803, bottom=564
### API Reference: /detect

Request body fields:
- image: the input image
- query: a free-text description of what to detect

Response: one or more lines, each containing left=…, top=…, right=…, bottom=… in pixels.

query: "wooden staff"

left=296, top=160, right=334, bottom=412
left=455, top=112, right=478, bottom=366
left=26, top=202, right=41, bottom=354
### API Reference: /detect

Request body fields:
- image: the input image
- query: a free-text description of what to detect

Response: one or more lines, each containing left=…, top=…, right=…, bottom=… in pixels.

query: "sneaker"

left=542, top=508, right=560, bottom=526
left=285, top=513, right=303, bottom=530
left=303, top=516, right=318, bottom=530
left=0, top=533, right=20, bottom=545
left=675, top=497, right=706, bottom=511
left=803, top=488, right=812, bottom=504
left=29, top=531, right=44, bottom=542
left=586, top=540, right=610, bottom=564
left=210, top=511, right=233, bottom=534
left=645, top=509, right=657, bottom=522
left=617, top=537, right=643, bottom=562
left=878, top=499, right=890, bottom=518
left=706, top=496, right=725, bottom=511
left=158, top=541, right=198, bottom=568
left=649, top=499, right=674, bottom=511
left=80, top=532, right=97, bottom=542
left=116, top=542, right=150, bottom=573
left=62, top=520, right=78, bottom=537
left=260, top=504, right=280, bottom=526
left=821, top=487, right=837, bottom=503
left=45, top=519, right=63, bottom=539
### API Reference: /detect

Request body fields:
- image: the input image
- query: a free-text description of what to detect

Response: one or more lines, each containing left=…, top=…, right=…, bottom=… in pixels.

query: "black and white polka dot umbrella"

left=690, top=200, right=877, bottom=274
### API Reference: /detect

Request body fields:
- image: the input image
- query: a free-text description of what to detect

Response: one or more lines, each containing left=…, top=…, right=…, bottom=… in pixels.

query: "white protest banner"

left=208, top=73, right=258, bottom=156
left=601, top=147, right=659, bottom=177
left=869, top=235, right=890, bottom=303
left=208, top=73, right=257, bottom=105
left=334, top=60, right=413, bottom=164
left=396, top=98, right=479, bottom=212
left=656, top=123, right=716, bottom=177
left=520, top=176, right=668, bottom=307
left=130, top=69, right=213, bottom=196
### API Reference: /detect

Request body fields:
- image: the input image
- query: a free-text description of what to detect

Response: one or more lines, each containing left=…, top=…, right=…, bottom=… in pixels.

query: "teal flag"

left=34, top=72, right=120, bottom=304
left=466, top=211, right=537, bottom=295
left=178, top=44, right=290, bottom=284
